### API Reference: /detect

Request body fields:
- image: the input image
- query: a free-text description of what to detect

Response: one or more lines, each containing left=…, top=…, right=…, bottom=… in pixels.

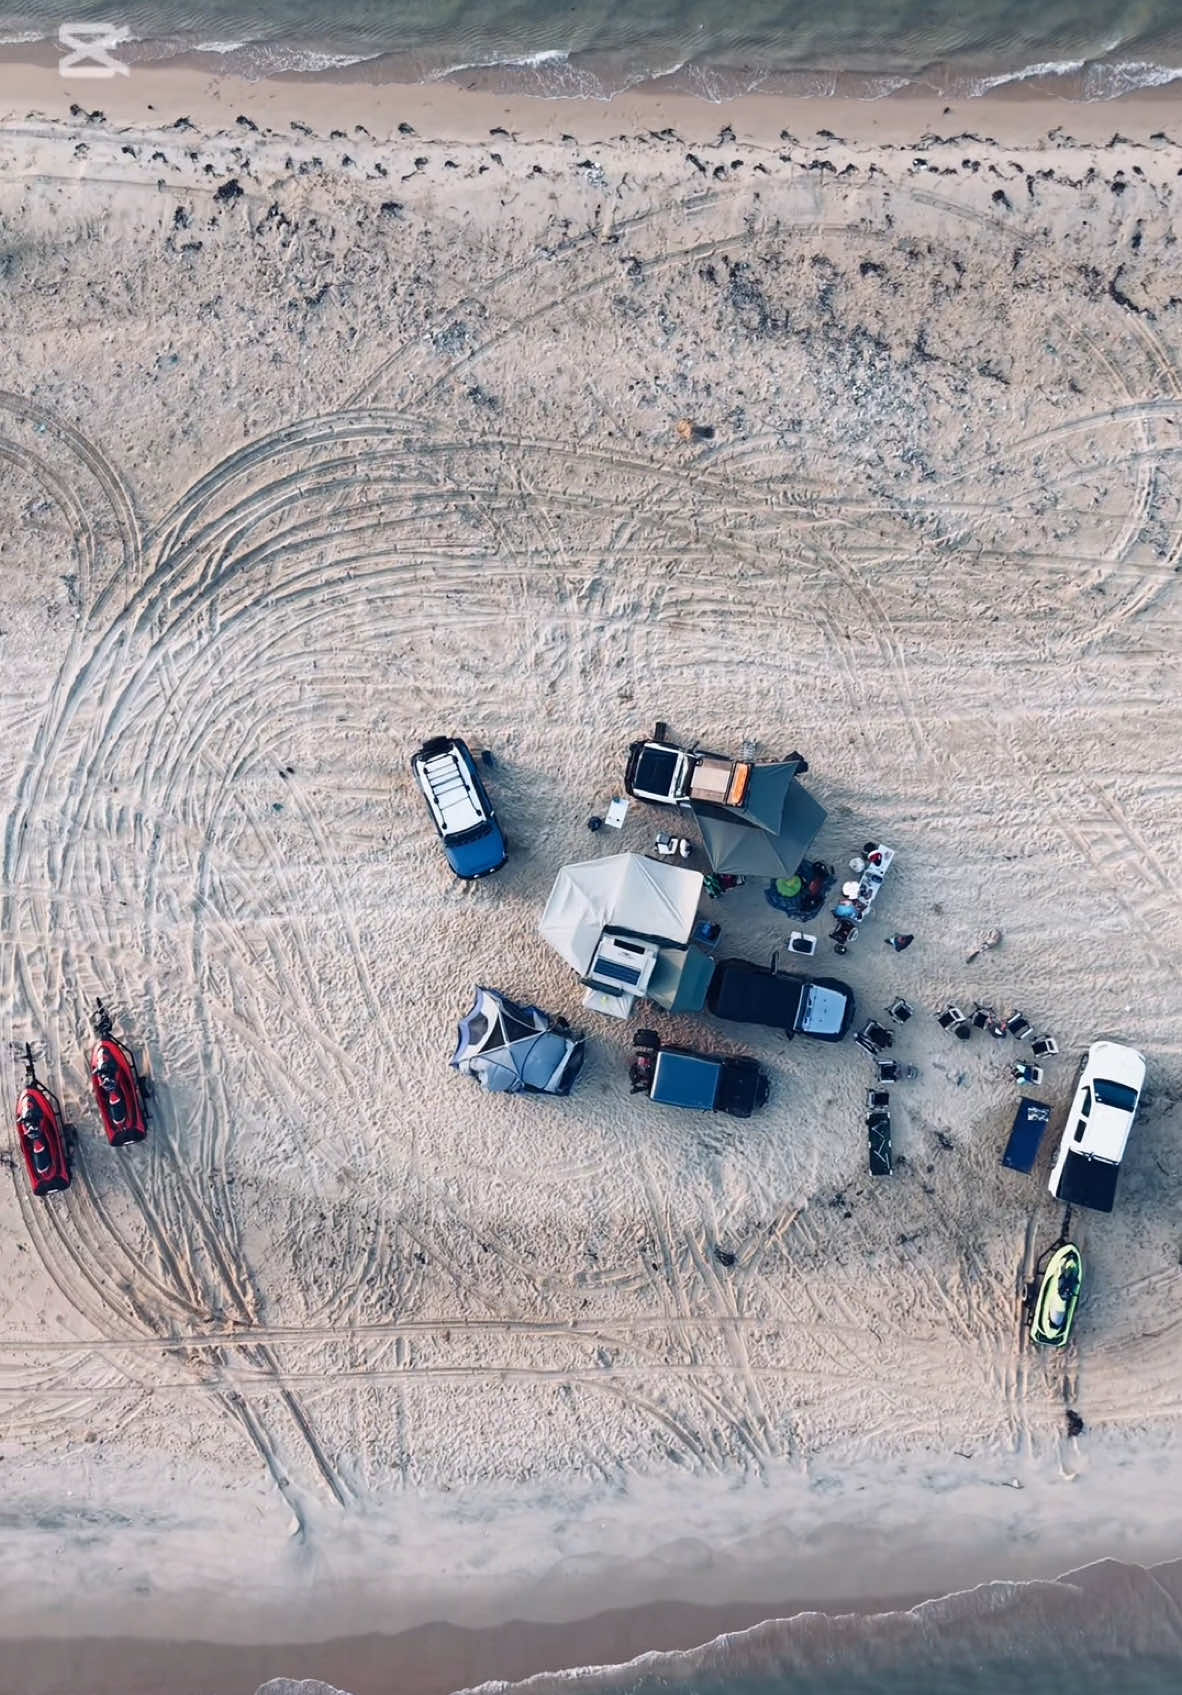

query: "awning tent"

left=451, top=986, right=584, bottom=1095
left=540, top=854, right=703, bottom=973
left=739, top=760, right=811, bottom=834
left=691, top=769, right=826, bottom=877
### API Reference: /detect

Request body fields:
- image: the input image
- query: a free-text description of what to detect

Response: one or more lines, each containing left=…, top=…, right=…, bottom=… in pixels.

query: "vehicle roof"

left=650, top=1049, right=721, bottom=1111
left=414, top=740, right=489, bottom=837
left=1074, top=1041, right=1145, bottom=1162
left=629, top=742, right=686, bottom=795
left=706, top=958, right=804, bottom=1026
left=1076, top=1101, right=1135, bottom=1162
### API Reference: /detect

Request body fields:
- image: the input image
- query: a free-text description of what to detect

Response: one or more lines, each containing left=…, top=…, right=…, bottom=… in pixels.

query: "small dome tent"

left=450, top=986, right=585, bottom=1096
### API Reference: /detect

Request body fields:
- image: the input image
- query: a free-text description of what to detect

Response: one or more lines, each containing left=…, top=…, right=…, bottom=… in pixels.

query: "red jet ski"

left=89, top=1000, right=149, bottom=1146
left=16, top=1045, right=71, bottom=1196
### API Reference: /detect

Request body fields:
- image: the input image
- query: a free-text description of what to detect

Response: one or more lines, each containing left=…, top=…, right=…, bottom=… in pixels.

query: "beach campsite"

left=1, top=57, right=1181, bottom=1695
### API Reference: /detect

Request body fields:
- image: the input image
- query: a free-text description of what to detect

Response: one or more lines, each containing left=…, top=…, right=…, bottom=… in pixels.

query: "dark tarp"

left=691, top=799, right=821, bottom=877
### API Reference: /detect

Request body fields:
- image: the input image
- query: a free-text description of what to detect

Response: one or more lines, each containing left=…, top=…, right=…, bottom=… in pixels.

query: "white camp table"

left=843, top=843, right=895, bottom=924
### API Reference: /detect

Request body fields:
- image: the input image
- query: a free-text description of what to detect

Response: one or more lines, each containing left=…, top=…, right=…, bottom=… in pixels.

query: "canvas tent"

left=540, top=854, right=703, bottom=971
left=540, top=853, right=706, bottom=1016
left=451, top=986, right=585, bottom=1095
left=691, top=760, right=826, bottom=877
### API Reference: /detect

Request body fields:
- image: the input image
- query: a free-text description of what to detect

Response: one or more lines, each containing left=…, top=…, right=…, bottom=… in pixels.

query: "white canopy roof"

left=540, top=853, right=703, bottom=972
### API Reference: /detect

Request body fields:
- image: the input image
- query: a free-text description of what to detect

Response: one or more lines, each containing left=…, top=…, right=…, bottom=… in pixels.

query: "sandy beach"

left=2, top=51, right=1182, bottom=1695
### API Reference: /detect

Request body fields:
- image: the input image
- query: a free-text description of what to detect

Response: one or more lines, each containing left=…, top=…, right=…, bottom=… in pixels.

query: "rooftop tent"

left=451, top=986, right=585, bottom=1096
left=540, top=853, right=704, bottom=973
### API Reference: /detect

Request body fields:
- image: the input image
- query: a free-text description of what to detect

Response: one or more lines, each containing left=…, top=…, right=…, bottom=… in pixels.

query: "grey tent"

left=692, top=769, right=826, bottom=877
left=738, top=761, right=814, bottom=834
left=451, top=986, right=585, bottom=1096
left=540, top=854, right=703, bottom=971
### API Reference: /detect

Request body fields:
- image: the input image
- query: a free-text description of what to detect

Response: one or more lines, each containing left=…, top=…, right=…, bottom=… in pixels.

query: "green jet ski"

left=1030, top=1243, right=1083, bottom=1348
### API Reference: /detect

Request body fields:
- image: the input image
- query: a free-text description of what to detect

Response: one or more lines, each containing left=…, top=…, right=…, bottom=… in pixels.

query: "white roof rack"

left=416, top=747, right=486, bottom=837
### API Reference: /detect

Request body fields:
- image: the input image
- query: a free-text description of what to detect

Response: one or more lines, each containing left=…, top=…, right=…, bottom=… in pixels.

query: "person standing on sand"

left=885, top=933, right=914, bottom=952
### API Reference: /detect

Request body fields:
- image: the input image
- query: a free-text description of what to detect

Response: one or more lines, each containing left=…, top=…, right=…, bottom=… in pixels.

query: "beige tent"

left=539, top=854, right=707, bottom=1016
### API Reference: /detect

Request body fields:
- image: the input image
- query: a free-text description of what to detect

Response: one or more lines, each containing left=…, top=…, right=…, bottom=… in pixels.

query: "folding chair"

left=855, top=1031, right=882, bottom=1059
left=861, top=1020, right=894, bottom=1051
left=866, top=1088, right=890, bottom=1110
left=1005, top=1011, right=1034, bottom=1041
left=876, top=1057, right=899, bottom=1081
left=937, top=1004, right=966, bottom=1030
left=1031, top=1035, right=1058, bottom=1058
left=1011, top=1062, right=1044, bottom=1086
left=887, top=997, right=913, bottom=1023
left=972, top=1004, right=994, bottom=1030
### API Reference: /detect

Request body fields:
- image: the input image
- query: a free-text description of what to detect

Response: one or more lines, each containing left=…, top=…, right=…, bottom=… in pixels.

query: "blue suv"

left=411, top=737, right=507, bottom=879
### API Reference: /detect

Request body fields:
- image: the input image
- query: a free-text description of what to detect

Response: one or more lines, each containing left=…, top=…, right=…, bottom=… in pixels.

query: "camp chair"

left=1031, top=1035, right=1058, bottom=1057
left=937, top=1004, right=966, bottom=1029
left=887, top=997, right=912, bottom=1023
left=856, top=1027, right=890, bottom=1058
left=867, top=1088, right=890, bottom=1110
left=972, top=1003, right=994, bottom=1029
left=1011, top=1062, right=1044, bottom=1086
left=1005, top=1011, right=1034, bottom=1041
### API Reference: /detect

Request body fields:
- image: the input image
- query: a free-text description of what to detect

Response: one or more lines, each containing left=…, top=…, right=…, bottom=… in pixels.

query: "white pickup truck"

left=1048, top=1040, right=1146, bottom=1213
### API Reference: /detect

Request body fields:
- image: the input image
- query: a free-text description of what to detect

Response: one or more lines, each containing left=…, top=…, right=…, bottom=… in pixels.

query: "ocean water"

left=6, top=0, right=1182, bottom=96
left=457, top=1558, right=1182, bottom=1695
left=245, top=1558, right=1182, bottom=1695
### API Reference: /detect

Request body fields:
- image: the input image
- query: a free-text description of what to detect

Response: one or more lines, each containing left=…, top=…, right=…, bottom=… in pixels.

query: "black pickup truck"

left=630, top=1031, right=769, bottom=1117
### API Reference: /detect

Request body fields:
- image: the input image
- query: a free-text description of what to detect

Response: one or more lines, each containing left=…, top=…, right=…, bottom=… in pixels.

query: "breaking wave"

left=254, top=1557, right=1182, bottom=1695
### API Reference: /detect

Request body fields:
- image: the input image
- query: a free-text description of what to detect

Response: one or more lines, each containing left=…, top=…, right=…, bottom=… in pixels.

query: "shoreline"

left=0, top=1592, right=923, bottom=1695
left=7, top=1557, right=1182, bottom=1695
left=2, top=51, right=1182, bottom=152
left=3, top=1430, right=1182, bottom=1658
left=6, top=22, right=1182, bottom=104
